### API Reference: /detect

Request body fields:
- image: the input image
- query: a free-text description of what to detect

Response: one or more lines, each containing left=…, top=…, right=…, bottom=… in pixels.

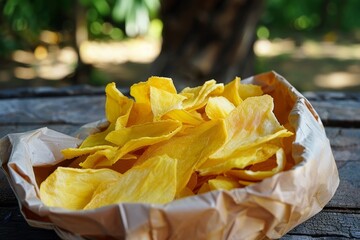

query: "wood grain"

left=327, top=160, right=360, bottom=209
left=325, top=128, right=360, bottom=162
left=304, top=92, right=360, bottom=127
left=0, top=91, right=359, bottom=239
left=286, top=210, right=360, bottom=238
left=0, top=207, right=60, bottom=240
left=0, top=96, right=105, bottom=124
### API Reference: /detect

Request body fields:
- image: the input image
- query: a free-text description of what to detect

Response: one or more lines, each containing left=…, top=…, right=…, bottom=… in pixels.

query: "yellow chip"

left=84, top=154, right=177, bottom=209
left=42, top=77, right=294, bottom=208
left=208, top=176, right=240, bottom=191
left=40, top=167, right=122, bottom=210
left=105, top=82, right=134, bottom=125
left=130, top=76, right=177, bottom=104
left=136, top=119, right=228, bottom=194
left=150, top=86, right=187, bottom=120
left=62, top=145, right=114, bottom=160
left=80, top=120, right=182, bottom=168
left=226, top=148, right=286, bottom=181
left=127, top=102, right=154, bottom=126
left=205, top=96, right=235, bottom=120
left=180, top=80, right=224, bottom=111
left=106, top=119, right=182, bottom=147
left=177, top=187, right=195, bottom=199
left=237, top=179, right=258, bottom=186
left=197, top=144, right=280, bottom=176
left=238, top=81, right=263, bottom=100
left=210, top=95, right=293, bottom=160
left=79, top=122, right=115, bottom=148
left=79, top=146, right=118, bottom=169
left=163, top=109, right=204, bottom=125
left=222, top=77, right=242, bottom=106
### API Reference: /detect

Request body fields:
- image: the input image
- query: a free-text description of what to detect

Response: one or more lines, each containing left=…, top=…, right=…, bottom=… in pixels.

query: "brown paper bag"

left=0, top=72, right=339, bottom=239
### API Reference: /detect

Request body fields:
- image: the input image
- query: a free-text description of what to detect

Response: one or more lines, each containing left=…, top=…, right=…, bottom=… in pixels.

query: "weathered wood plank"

left=0, top=84, right=107, bottom=99
left=304, top=92, right=360, bottom=127
left=0, top=171, right=16, bottom=206
left=286, top=210, right=360, bottom=239
left=303, top=92, right=360, bottom=101
left=325, top=128, right=360, bottom=162
left=282, top=236, right=350, bottom=240
left=0, top=207, right=60, bottom=239
left=0, top=96, right=105, bottom=124
left=327, top=160, right=360, bottom=209
left=0, top=92, right=359, bottom=127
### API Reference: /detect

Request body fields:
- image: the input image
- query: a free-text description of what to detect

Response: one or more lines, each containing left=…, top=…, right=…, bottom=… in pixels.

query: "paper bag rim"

left=0, top=71, right=340, bottom=240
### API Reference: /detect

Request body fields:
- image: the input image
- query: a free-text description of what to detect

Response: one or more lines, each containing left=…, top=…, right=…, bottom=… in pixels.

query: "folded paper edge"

left=0, top=72, right=340, bottom=240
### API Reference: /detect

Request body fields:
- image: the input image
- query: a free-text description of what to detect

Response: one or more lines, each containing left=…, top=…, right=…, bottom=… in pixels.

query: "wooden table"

left=0, top=87, right=359, bottom=239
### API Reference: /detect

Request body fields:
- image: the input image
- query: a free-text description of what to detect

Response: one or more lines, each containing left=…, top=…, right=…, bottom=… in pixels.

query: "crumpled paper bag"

left=0, top=72, right=339, bottom=240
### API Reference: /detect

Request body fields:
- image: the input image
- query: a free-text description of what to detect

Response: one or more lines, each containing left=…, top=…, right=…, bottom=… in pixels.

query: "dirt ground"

left=0, top=39, right=359, bottom=93
left=256, top=56, right=360, bottom=92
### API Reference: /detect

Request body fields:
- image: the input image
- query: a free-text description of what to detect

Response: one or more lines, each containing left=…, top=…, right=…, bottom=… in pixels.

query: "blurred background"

left=0, top=0, right=359, bottom=92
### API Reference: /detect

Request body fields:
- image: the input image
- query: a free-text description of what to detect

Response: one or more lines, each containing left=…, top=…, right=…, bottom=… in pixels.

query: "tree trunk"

left=151, top=0, right=264, bottom=89
left=71, top=0, right=92, bottom=84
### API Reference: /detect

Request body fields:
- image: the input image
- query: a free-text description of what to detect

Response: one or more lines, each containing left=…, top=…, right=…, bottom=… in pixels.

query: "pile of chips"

left=40, top=76, right=294, bottom=210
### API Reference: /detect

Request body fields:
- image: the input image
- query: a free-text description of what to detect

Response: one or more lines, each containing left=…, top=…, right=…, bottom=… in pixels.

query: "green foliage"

left=112, top=0, right=160, bottom=36
left=0, top=0, right=160, bottom=56
left=0, top=0, right=358, bottom=56
left=259, top=0, right=360, bottom=39
left=0, top=0, right=73, bottom=56
left=82, top=0, right=160, bottom=39
left=2, top=0, right=72, bottom=34
left=341, top=0, right=360, bottom=31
